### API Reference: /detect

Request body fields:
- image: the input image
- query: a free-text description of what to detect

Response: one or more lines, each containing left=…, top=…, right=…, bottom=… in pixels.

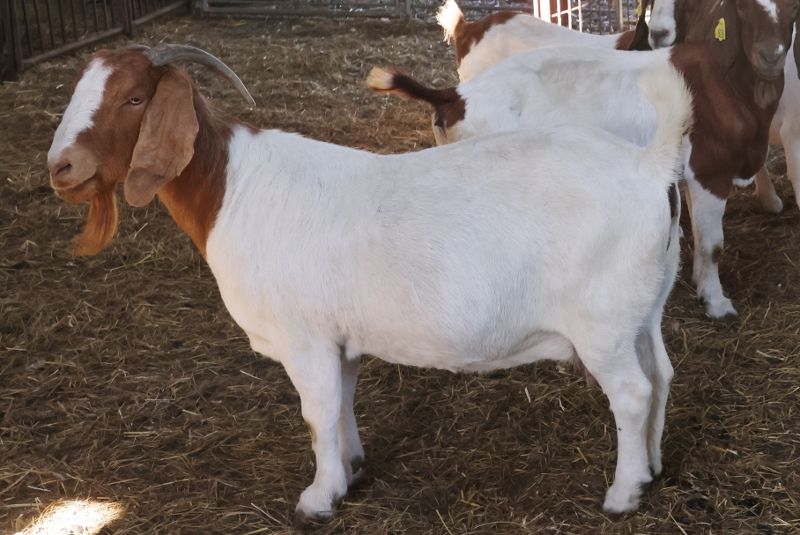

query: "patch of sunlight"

left=14, top=499, right=124, bottom=535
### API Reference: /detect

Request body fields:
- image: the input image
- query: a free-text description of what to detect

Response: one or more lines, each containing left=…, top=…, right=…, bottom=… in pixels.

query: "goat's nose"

left=649, top=29, right=672, bottom=48
left=759, top=45, right=786, bottom=66
left=48, top=158, right=73, bottom=186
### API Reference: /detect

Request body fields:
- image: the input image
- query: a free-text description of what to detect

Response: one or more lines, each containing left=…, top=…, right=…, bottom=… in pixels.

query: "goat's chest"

left=688, top=102, right=765, bottom=197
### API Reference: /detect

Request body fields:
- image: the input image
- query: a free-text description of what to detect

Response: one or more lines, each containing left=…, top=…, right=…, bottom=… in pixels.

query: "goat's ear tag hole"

left=635, top=0, right=643, bottom=17
left=714, top=18, right=726, bottom=42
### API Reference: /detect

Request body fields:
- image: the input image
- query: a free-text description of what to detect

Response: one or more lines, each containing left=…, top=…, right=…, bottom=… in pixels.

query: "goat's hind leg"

left=635, top=321, right=673, bottom=478
left=339, top=355, right=365, bottom=485
left=576, top=335, right=654, bottom=513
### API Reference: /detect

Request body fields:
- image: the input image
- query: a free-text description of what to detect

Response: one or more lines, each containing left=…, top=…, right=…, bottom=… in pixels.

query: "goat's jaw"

left=752, top=59, right=786, bottom=81
left=52, top=174, right=103, bottom=204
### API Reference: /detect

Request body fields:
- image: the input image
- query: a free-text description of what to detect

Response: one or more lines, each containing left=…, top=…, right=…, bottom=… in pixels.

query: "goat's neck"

left=156, top=94, right=234, bottom=258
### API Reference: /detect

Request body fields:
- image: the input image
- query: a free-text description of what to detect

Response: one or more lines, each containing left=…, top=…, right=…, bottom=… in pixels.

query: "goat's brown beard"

left=70, top=187, right=118, bottom=256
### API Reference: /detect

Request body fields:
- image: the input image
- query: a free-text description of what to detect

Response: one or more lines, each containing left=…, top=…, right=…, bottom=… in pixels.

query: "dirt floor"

left=1, top=13, right=799, bottom=535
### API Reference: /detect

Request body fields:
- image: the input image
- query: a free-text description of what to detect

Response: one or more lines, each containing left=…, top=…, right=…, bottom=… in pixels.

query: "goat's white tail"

left=437, top=0, right=465, bottom=43
left=638, top=63, right=693, bottom=186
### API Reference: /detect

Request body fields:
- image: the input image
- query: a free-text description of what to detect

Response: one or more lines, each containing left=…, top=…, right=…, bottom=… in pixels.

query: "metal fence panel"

left=1, top=0, right=642, bottom=81
left=0, top=0, right=188, bottom=80
left=196, top=0, right=641, bottom=33
left=199, top=0, right=405, bottom=18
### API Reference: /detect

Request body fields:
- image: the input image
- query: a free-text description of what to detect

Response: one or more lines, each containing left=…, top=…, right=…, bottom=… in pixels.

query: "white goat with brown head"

left=48, top=44, right=689, bottom=521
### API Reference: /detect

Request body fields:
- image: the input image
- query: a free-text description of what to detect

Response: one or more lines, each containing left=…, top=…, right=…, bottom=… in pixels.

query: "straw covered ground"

left=1, top=13, right=799, bottom=535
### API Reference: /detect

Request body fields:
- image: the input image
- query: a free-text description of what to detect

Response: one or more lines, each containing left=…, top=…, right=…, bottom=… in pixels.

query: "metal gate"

left=196, top=0, right=642, bottom=33
left=0, top=0, right=189, bottom=80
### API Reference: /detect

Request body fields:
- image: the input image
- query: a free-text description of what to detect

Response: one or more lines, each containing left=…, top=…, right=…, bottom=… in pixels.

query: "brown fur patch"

left=711, top=244, right=723, bottom=264
left=615, top=29, right=638, bottom=51
left=455, top=11, right=519, bottom=65
left=433, top=94, right=466, bottom=129
left=670, top=42, right=780, bottom=199
left=304, top=419, right=317, bottom=445
left=156, top=91, right=232, bottom=258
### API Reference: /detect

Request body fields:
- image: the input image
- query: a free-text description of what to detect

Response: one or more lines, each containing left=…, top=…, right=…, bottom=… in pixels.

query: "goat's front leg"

left=339, top=355, right=365, bottom=484
left=685, top=177, right=736, bottom=319
left=282, top=344, right=348, bottom=522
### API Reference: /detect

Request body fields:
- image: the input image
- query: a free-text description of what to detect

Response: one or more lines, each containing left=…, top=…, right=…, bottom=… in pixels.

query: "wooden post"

left=1, top=0, right=21, bottom=80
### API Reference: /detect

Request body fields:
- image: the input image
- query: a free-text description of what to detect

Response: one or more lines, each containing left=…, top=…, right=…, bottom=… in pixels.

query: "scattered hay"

left=1, top=13, right=798, bottom=534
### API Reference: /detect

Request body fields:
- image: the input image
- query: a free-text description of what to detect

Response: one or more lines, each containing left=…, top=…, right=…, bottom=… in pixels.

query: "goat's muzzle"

left=752, top=43, right=788, bottom=81
left=48, top=145, right=100, bottom=203
left=648, top=29, right=675, bottom=49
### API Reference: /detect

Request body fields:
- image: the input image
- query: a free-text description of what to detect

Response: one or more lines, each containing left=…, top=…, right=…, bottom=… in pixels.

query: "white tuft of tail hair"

left=366, top=67, right=395, bottom=91
left=637, top=62, right=693, bottom=186
left=436, top=0, right=464, bottom=43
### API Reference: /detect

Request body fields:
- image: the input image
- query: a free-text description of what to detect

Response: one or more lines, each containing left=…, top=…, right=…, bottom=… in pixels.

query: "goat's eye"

left=128, top=97, right=143, bottom=106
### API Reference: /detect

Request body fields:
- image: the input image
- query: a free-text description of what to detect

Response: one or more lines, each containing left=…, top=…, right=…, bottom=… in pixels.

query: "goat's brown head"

left=649, top=0, right=800, bottom=80
left=47, top=44, right=254, bottom=255
left=736, top=0, right=799, bottom=79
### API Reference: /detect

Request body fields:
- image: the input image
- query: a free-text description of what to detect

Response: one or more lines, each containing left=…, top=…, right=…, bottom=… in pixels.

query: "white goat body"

left=418, top=46, right=670, bottom=147
left=204, top=64, right=687, bottom=518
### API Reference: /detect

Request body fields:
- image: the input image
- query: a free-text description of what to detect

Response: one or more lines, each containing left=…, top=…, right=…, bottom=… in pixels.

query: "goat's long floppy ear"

left=124, top=66, right=199, bottom=207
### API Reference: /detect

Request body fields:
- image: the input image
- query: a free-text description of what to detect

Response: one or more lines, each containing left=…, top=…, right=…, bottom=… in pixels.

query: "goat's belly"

left=359, top=331, right=575, bottom=373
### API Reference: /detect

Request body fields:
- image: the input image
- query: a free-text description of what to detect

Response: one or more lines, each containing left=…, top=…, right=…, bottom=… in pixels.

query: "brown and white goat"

left=652, top=0, right=799, bottom=317
left=371, top=0, right=800, bottom=319
left=649, top=0, right=800, bottom=215
left=48, top=44, right=690, bottom=520
left=437, top=0, right=651, bottom=81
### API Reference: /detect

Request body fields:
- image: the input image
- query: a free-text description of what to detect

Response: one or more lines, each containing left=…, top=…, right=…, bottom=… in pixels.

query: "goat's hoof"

left=760, top=194, right=784, bottom=214
left=703, top=298, right=737, bottom=321
left=295, top=485, right=345, bottom=525
left=603, top=482, right=645, bottom=514
left=349, top=456, right=365, bottom=485
left=292, top=507, right=333, bottom=528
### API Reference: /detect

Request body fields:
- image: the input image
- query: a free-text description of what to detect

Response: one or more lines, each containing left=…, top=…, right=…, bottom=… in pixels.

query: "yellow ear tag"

left=636, top=0, right=644, bottom=17
left=714, top=18, right=726, bottom=41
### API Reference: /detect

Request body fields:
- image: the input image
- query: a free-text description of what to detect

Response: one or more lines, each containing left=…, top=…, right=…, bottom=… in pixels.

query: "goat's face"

left=48, top=48, right=201, bottom=254
left=48, top=44, right=251, bottom=255
left=649, top=0, right=680, bottom=49
left=736, top=0, right=799, bottom=79
left=48, top=50, right=198, bottom=206
left=49, top=53, right=152, bottom=202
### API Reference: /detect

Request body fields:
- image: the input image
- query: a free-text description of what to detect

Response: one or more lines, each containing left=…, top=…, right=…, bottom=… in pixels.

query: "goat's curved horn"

left=145, top=44, right=256, bottom=107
